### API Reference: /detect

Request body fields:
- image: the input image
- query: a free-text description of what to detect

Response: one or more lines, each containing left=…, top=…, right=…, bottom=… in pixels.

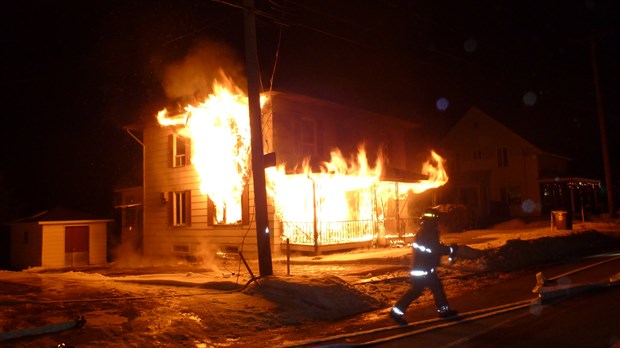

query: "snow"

left=1, top=219, right=619, bottom=347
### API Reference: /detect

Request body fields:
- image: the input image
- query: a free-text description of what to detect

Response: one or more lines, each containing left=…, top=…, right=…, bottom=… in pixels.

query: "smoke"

left=161, top=40, right=247, bottom=103
left=111, top=238, right=232, bottom=274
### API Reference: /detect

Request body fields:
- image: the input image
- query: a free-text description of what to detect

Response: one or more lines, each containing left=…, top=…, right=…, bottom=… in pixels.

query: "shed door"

left=65, top=226, right=89, bottom=266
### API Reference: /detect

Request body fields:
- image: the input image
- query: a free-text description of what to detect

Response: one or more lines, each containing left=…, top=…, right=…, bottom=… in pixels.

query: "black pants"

left=394, top=272, right=449, bottom=313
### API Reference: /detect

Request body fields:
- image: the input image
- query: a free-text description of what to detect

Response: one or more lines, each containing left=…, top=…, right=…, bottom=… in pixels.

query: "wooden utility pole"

left=590, top=37, right=616, bottom=217
left=243, top=0, right=273, bottom=276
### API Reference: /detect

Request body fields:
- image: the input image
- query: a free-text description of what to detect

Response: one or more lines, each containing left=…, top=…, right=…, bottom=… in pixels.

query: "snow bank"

left=481, top=230, right=620, bottom=272
left=244, top=275, right=385, bottom=321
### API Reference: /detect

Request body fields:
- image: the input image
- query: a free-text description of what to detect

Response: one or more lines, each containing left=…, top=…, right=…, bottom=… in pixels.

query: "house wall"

left=143, top=126, right=276, bottom=261
left=41, top=222, right=109, bottom=268
left=269, top=93, right=412, bottom=171
left=114, top=186, right=144, bottom=250
left=41, top=224, right=66, bottom=267
left=89, top=222, right=108, bottom=265
left=9, top=222, right=42, bottom=269
left=440, top=108, right=554, bottom=218
left=143, top=93, right=416, bottom=259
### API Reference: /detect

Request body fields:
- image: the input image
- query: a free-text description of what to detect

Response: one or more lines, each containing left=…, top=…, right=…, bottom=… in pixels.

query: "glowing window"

left=207, top=185, right=249, bottom=226
left=169, top=134, right=190, bottom=168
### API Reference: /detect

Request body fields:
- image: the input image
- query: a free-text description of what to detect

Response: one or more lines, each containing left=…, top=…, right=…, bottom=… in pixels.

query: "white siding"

left=143, top=126, right=269, bottom=260
left=142, top=94, right=405, bottom=259
left=89, top=223, right=108, bottom=264
left=41, top=225, right=65, bottom=267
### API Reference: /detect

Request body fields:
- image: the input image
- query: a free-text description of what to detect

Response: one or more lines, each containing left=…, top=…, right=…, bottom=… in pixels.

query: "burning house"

left=123, top=78, right=448, bottom=260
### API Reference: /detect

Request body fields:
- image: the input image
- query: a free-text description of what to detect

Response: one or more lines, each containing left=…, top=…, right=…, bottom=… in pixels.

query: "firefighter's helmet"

left=420, top=208, right=441, bottom=221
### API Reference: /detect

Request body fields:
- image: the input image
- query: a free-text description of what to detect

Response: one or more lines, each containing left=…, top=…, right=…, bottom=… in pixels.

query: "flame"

left=266, top=147, right=448, bottom=244
left=157, top=76, right=261, bottom=224
left=155, top=74, right=448, bottom=243
left=377, top=149, right=449, bottom=198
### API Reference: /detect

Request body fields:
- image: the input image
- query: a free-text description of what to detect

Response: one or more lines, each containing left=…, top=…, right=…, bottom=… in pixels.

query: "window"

left=300, top=118, right=318, bottom=156
left=452, top=152, right=461, bottom=172
left=473, top=150, right=482, bottom=160
left=497, top=147, right=509, bottom=167
left=169, top=134, right=190, bottom=168
left=208, top=184, right=249, bottom=226
left=168, top=190, right=191, bottom=227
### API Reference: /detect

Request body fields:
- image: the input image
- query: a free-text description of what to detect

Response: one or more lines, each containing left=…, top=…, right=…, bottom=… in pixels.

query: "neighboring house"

left=126, top=91, right=421, bottom=260
left=437, top=107, right=603, bottom=223
left=5, top=207, right=112, bottom=269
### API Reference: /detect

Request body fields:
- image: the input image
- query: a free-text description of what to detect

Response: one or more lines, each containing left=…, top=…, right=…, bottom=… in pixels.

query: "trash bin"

left=552, top=210, right=572, bottom=230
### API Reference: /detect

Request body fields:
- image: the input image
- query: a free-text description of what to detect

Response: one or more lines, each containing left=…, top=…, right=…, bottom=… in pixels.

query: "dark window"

left=497, top=147, right=509, bottom=167
left=300, top=118, right=317, bottom=156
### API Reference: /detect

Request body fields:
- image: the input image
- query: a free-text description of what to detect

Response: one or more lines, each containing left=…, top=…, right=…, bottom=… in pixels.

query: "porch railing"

left=281, top=220, right=374, bottom=245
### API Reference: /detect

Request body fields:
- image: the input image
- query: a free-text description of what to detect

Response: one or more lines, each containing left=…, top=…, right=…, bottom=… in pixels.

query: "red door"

left=65, top=226, right=89, bottom=266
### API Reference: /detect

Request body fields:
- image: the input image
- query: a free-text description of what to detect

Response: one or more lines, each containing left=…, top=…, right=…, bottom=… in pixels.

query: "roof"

left=267, top=91, right=420, bottom=129
left=381, top=166, right=428, bottom=182
left=442, top=106, right=571, bottom=160
left=124, top=90, right=420, bottom=130
left=12, top=207, right=112, bottom=224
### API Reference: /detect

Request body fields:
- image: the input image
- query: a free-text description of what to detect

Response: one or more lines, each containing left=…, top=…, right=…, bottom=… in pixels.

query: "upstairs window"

left=168, top=190, right=191, bottom=227
left=497, top=147, right=509, bottom=167
left=300, top=118, right=318, bottom=156
left=169, top=134, right=190, bottom=168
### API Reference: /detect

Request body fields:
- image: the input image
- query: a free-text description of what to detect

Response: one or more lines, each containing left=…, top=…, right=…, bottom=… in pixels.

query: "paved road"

left=376, top=254, right=620, bottom=348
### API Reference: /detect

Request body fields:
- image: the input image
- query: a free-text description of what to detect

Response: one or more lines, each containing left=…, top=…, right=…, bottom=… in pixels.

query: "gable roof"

left=125, top=90, right=421, bottom=131
left=267, top=91, right=421, bottom=130
left=441, top=106, right=570, bottom=160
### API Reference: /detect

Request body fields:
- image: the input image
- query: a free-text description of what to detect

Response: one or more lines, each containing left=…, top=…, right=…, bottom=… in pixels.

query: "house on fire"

left=120, top=91, right=427, bottom=260
left=436, top=106, right=603, bottom=224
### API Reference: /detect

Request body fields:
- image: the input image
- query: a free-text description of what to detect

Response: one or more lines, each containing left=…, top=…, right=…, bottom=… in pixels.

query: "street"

left=371, top=254, right=620, bottom=348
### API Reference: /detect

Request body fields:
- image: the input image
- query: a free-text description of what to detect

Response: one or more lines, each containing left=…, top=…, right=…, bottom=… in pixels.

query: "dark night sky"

left=1, top=0, right=619, bottom=219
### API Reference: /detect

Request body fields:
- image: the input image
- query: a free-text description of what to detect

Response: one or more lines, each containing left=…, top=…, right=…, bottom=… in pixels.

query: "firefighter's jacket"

left=410, top=220, right=452, bottom=274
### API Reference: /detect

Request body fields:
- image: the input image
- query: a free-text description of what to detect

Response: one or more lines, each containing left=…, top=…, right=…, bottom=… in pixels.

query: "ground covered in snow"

left=1, top=220, right=620, bottom=347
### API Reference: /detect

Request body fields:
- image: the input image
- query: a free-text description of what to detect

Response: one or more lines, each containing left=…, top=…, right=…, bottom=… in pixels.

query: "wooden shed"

left=7, top=207, right=112, bottom=269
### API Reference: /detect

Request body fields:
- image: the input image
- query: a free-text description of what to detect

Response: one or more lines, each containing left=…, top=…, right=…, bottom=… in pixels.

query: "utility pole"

left=590, top=37, right=616, bottom=217
left=243, top=0, right=273, bottom=276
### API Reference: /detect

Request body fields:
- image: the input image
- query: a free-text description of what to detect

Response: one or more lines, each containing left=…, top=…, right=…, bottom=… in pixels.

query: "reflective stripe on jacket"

left=411, top=220, right=451, bottom=272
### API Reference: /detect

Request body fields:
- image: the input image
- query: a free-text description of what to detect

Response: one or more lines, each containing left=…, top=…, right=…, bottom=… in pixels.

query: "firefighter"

left=389, top=208, right=458, bottom=325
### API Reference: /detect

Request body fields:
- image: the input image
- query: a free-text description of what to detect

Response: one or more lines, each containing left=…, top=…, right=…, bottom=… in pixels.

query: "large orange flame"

left=266, top=147, right=448, bottom=244
left=156, top=76, right=448, bottom=244
left=157, top=76, right=255, bottom=224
